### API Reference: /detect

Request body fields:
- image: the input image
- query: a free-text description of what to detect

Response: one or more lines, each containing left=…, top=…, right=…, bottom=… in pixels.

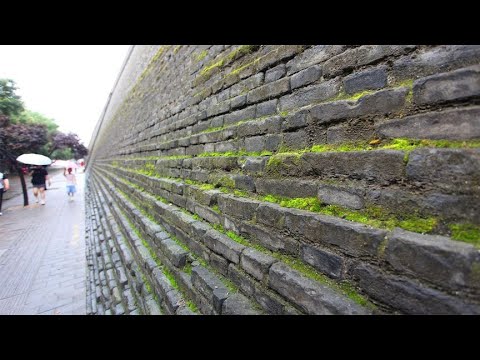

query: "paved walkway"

left=0, top=171, right=86, bottom=315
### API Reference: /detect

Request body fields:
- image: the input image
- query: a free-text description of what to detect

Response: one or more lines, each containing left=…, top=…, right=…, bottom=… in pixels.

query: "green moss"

left=111, top=160, right=119, bottom=167
left=173, top=45, right=181, bottom=54
left=449, top=223, right=480, bottom=247
left=226, top=231, right=250, bottom=246
left=183, top=263, right=193, bottom=275
left=398, top=217, right=438, bottom=234
left=200, top=58, right=224, bottom=77
left=233, top=189, right=250, bottom=197
left=195, top=50, right=208, bottom=62
left=186, top=300, right=198, bottom=313
left=212, top=205, right=221, bottom=214
left=199, top=126, right=226, bottom=134
left=192, top=214, right=201, bottom=221
left=377, top=237, right=389, bottom=258
left=278, top=110, right=289, bottom=117
left=141, top=274, right=153, bottom=294
left=263, top=195, right=322, bottom=213
left=215, top=175, right=235, bottom=189
left=395, top=78, right=414, bottom=89
left=163, top=267, right=179, bottom=290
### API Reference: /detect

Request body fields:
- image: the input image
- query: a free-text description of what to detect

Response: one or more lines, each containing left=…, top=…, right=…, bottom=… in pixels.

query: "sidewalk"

left=0, top=171, right=86, bottom=315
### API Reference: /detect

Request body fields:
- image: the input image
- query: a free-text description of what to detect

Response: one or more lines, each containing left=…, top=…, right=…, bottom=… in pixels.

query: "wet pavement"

left=0, top=170, right=86, bottom=315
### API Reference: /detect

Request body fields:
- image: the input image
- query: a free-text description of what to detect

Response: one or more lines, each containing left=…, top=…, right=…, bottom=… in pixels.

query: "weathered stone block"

left=264, top=134, right=282, bottom=152
left=286, top=45, right=347, bottom=75
left=240, top=248, right=277, bottom=282
left=247, top=78, right=290, bottom=105
left=344, top=66, right=388, bottom=94
left=221, top=293, right=261, bottom=315
left=385, top=228, right=480, bottom=291
left=301, top=244, right=344, bottom=279
left=269, top=262, right=370, bottom=314
left=255, top=178, right=318, bottom=198
left=377, top=107, right=480, bottom=140
left=256, top=99, right=278, bottom=117
left=224, top=105, right=256, bottom=125
left=285, top=209, right=387, bottom=257
left=282, top=129, right=308, bottom=150
left=283, top=110, right=308, bottom=131
left=230, top=95, right=247, bottom=109
left=217, top=194, right=260, bottom=221
left=159, top=238, right=188, bottom=268
left=279, top=79, right=340, bottom=111
left=350, top=262, right=480, bottom=314
left=232, top=174, right=256, bottom=192
left=191, top=265, right=226, bottom=300
left=245, top=136, right=266, bottom=152
left=265, top=64, right=286, bottom=83
left=406, top=148, right=480, bottom=192
left=317, top=184, right=364, bottom=210
left=202, top=229, right=245, bottom=264
left=291, top=65, right=321, bottom=90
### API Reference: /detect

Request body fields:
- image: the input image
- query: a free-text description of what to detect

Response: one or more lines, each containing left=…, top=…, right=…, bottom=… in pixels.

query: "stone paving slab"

left=0, top=171, right=86, bottom=315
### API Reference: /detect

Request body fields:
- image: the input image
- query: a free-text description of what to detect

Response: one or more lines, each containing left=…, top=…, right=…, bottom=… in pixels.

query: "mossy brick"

left=151, top=267, right=175, bottom=299
left=256, top=99, right=278, bottom=117
left=279, top=78, right=340, bottom=112
left=255, top=202, right=287, bottom=230
left=392, top=45, right=480, bottom=81
left=323, top=45, right=415, bottom=78
left=265, top=64, right=286, bottom=83
left=406, top=148, right=480, bottom=193
left=317, top=184, right=364, bottom=210
left=241, top=248, right=277, bottom=282
left=194, top=203, right=222, bottom=225
left=377, top=107, right=480, bottom=141
left=255, top=178, right=318, bottom=198
left=246, top=78, right=290, bottom=105
left=242, top=157, right=267, bottom=173
left=343, top=66, right=388, bottom=94
left=350, top=262, right=480, bottom=314
left=159, top=238, right=188, bottom=268
left=302, top=150, right=406, bottom=182
left=217, top=193, right=260, bottom=221
left=202, top=229, right=246, bottom=264
left=300, top=244, right=344, bottom=279
left=309, top=87, right=408, bottom=125
left=269, top=262, right=370, bottom=314
left=286, top=45, right=347, bottom=75
left=238, top=221, right=299, bottom=255
left=221, top=293, right=261, bottom=315
left=291, top=65, right=322, bottom=90
left=229, top=73, right=264, bottom=98
left=284, top=209, right=387, bottom=257
left=191, top=265, right=227, bottom=301
left=385, top=228, right=480, bottom=292
left=164, top=289, right=183, bottom=314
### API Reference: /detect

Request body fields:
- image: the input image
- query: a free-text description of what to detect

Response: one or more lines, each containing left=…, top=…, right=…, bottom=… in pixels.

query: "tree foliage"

left=0, top=79, right=24, bottom=117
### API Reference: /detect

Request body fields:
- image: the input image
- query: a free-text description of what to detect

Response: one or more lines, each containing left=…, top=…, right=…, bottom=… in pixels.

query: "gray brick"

left=255, top=178, right=318, bottom=198
left=191, top=265, right=226, bottom=300
left=282, top=110, right=309, bottom=131
left=310, top=87, right=408, bottom=125
left=343, top=66, right=388, bottom=94
left=217, top=193, right=260, bottom=221
left=300, top=244, right=344, bottom=279
left=256, top=99, right=278, bottom=117
left=286, top=45, right=347, bottom=75
left=240, top=248, right=277, bottom=282
left=212, top=288, right=229, bottom=313
left=221, top=293, right=261, bottom=315
left=264, top=134, right=282, bottom=152
left=265, top=64, right=286, bottom=83
left=238, top=221, right=299, bottom=255
left=323, top=45, right=415, bottom=77
left=291, top=65, right=321, bottom=90
left=269, top=262, right=370, bottom=314
left=194, top=204, right=221, bottom=225
left=413, top=65, right=480, bottom=105
left=279, top=79, right=340, bottom=112
left=247, top=78, right=290, bottom=105
left=318, top=184, right=364, bottom=210
left=282, top=129, right=308, bottom=150
left=406, top=148, right=480, bottom=193
left=385, top=228, right=480, bottom=292
left=164, top=289, right=182, bottom=314
left=242, top=157, right=267, bottom=173
left=245, top=136, right=266, bottom=152
left=224, top=105, right=256, bottom=125
left=377, top=107, right=480, bottom=141
left=232, top=174, right=256, bottom=192
left=284, top=209, right=387, bottom=257
left=202, top=229, right=246, bottom=264
left=350, top=262, right=480, bottom=315
left=230, top=95, right=247, bottom=109
left=301, top=150, right=406, bottom=182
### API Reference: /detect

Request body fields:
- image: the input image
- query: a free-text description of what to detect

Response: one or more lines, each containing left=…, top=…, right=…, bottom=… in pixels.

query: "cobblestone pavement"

left=0, top=171, right=86, bottom=315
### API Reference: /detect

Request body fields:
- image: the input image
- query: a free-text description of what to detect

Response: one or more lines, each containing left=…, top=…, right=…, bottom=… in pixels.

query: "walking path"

left=0, top=171, right=86, bottom=315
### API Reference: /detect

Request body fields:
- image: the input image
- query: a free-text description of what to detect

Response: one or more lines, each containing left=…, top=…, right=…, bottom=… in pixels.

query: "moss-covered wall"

left=85, top=45, right=480, bottom=315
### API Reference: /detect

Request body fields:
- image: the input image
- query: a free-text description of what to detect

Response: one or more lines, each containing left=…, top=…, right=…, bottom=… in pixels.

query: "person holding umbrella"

left=29, top=165, right=51, bottom=205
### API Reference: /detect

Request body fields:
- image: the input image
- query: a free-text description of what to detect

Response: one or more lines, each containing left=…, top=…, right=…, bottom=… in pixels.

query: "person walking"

left=29, top=165, right=50, bottom=205
left=0, top=171, right=10, bottom=216
left=64, top=167, right=77, bottom=201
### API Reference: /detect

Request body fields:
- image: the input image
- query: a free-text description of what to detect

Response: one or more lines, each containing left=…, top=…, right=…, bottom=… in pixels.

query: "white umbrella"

left=17, top=153, right=52, bottom=166
left=51, top=159, right=79, bottom=168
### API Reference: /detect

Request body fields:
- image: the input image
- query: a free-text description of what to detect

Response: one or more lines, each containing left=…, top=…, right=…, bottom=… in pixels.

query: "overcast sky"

left=0, top=45, right=131, bottom=147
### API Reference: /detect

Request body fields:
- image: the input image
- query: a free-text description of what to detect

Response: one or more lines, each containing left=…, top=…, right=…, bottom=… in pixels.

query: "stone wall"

left=85, top=45, right=480, bottom=315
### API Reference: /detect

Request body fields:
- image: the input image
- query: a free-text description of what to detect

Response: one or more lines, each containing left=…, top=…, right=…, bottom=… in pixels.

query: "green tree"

left=0, top=79, right=24, bottom=116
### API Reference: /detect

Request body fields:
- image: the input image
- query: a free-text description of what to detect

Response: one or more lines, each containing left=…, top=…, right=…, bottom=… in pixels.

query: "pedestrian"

left=29, top=165, right=50, bottom=205
left=0, top=171, right=10, bottom=216
left=64, top=167, right=77, bottom=201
